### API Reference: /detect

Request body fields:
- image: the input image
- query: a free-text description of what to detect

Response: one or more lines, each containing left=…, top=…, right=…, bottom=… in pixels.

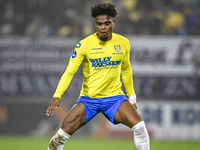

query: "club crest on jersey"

left=72, top=50, right=77, bottom=58
left=75, top=42, right=81, bottom=48
left=114, top=44, right=121, bottom=52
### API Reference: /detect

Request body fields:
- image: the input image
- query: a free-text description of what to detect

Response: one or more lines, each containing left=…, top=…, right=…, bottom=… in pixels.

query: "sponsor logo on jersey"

left=92, top=48, right=103, bottom=50
left=114, top=44, right=121, bottom=52
left=75, top=42, right=81, bottom=48
left=89, top=56, right=121, bottom=68
left=72, top=50, right=77, bottom=58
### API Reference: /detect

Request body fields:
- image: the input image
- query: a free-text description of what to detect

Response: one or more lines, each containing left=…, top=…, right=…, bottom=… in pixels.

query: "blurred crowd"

left=0, top=0, right=200, bottom=37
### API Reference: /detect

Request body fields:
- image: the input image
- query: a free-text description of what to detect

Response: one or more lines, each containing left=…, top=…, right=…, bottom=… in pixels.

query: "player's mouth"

left=100, top=32, right=108, bottom=36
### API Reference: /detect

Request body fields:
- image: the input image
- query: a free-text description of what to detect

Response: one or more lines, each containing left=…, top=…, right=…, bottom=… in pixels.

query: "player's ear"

left=112, top=19, right=115, bottom=28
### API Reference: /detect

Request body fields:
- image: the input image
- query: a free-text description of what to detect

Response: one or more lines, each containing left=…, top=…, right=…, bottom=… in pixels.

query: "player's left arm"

left=121, top=41, right=137, bottom=108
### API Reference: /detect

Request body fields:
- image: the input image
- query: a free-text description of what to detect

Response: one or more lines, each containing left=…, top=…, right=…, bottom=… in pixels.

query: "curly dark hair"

left=91, top=3, right=117, bottom=18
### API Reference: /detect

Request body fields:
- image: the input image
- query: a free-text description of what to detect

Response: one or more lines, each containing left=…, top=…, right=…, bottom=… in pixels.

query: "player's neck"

left=97, top=33, right=112, bottom=41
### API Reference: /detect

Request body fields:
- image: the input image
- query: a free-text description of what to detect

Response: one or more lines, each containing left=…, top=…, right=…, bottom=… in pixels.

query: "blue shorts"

left=75, top=95, right=128, bottom=125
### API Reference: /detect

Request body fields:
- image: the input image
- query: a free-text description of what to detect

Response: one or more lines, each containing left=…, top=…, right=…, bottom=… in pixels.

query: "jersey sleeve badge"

left=75, top=42, right=81, bottom=48
left=72, top=50, right=77, bottom=58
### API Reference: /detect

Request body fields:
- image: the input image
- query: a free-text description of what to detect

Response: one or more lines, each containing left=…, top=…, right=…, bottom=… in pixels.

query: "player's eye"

left=105, top=21, right=111, bottom=26
left=96, top=22, right=102, bottom=26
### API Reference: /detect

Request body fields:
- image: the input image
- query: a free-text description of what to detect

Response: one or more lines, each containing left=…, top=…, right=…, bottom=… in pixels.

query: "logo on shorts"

left=72, top=50, right=77, bottom=58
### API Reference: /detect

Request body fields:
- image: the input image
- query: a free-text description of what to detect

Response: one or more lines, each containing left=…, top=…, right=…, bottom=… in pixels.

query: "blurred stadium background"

left=0, top=0, right=200, bottom=148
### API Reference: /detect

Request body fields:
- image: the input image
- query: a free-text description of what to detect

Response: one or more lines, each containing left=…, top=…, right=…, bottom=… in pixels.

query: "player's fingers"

left=46, top=102, right=55, bottom=116
left=47, top=101, right=60, bottom=116
left=46, top=105, right=53, bottom=116
left=46, top=98, right=61, bottom=116
left=51, top=102, right=58, bottom=115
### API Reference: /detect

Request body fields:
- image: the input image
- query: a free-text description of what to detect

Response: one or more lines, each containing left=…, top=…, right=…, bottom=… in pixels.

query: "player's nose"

left=100, top=24, right=106, bottom=30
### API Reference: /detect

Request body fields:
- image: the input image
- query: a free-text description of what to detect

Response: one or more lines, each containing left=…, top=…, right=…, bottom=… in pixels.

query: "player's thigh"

left=114, top=101, right=142, bottom=128
left=61, top=102, right=86, bottom=135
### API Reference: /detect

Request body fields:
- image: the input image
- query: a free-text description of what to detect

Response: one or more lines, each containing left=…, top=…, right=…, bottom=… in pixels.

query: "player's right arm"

left=53, top=62, right=80, bottom=99
left=46, top=40, right=86, bottom=116
left=46, top=62, right=79, bottom=116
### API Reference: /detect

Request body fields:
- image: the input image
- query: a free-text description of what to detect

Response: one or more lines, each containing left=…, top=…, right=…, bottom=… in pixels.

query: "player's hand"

left=46, top=97, right=61, bottom=116
left=129, top=94, right=137, bottom=109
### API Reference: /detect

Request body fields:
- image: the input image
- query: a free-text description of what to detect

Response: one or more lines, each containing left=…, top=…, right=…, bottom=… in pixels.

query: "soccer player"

left=46, top=3, right=150, bottom=150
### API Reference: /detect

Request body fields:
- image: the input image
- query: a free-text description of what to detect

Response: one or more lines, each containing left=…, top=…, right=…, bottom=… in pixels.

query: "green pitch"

left=0, top=136, right=199, bottom=150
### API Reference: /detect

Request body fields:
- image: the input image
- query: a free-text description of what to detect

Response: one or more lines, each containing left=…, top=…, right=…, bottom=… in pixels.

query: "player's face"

left=95, top=15, right=115, bottom=41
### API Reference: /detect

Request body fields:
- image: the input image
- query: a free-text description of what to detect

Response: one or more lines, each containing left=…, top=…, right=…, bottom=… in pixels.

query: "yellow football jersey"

left=53, top=33, right=135, bottom=98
